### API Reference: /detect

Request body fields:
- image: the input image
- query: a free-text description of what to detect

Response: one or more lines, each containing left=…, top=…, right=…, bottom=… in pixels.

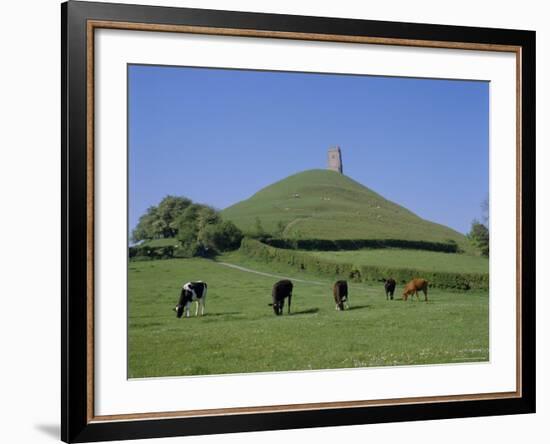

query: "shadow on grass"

left=347, top=304, right=372, bottom=311
left=173, top=312, right=243, bottom=321
left=290, top=308, right=320, bottom=316
left=203, top=312, right=242, bottom=317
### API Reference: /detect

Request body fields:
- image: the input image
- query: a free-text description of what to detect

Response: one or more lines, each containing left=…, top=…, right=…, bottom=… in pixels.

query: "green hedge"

left=239, top=238, right=488, bottom=291
left=260, top=237, right=459, bottom=253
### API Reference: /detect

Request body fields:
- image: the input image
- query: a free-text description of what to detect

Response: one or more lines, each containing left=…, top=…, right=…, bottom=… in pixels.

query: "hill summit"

left=221, top=169, right=469, bottom=250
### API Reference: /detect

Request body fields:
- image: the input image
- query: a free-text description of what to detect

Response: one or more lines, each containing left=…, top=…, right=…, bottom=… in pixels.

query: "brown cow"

left=402, top=278, right=429, bottom=302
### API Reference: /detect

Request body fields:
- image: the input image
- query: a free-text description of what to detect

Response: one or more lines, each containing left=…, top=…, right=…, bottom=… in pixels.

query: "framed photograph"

left=62, top=1, right=535, bottom=442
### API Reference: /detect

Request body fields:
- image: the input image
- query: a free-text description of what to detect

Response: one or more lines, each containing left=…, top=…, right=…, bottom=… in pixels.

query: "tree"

left=132, top=195, right=243, bottom=257
left=468, top=219, right=489, bottom=257
left=131, top=206, right=159, bottom=242
left=201, top=221, right=243, bottom=253
left=175, top=203, right=242, bottom=257
left=131, top=195, right=191, bottom=242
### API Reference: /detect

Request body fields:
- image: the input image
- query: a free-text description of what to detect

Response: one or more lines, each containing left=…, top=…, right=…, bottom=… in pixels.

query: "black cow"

left=174, top=281, right=207, bottom=318
left=269, top=280, right=293, bottom=316
left=333, top=280, right=349, bottom=310
left=384, top=278, right=396, bottom=300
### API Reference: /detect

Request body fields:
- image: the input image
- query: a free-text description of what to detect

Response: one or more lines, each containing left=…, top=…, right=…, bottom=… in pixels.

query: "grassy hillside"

left=128, top=257, right=488, bottom=378
left=308, top=249, right=489, bottom=274
left=222, top=169, right=471, bottom=252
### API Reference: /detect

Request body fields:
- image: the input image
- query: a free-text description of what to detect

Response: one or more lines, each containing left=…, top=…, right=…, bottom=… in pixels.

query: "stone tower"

left=327, top=146, right=343, bottom=174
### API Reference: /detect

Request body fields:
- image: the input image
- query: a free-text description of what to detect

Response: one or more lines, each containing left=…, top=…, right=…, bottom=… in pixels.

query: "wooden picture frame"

left=62, top=1, right=536, bottom=442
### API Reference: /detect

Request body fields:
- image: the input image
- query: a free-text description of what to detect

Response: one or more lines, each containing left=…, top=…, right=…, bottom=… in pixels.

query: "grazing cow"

left=384, top=278, right=396, bottom=300
left=174, top=281, right=207, bottom=318
left=402, top=278, right=429, bottom=302
left=269, top=280, right=293, bottom=316
left=333, top=280, right=349, bottom=310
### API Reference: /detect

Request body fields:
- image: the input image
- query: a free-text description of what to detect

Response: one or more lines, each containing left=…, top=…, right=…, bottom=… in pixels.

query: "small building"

left=327, top=146, right=343, bottom=174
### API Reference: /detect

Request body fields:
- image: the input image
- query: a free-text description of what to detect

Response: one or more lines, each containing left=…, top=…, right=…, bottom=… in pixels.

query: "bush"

left=239, top=238, right=488, bottom=291
left=201, top=220, right=243, bottom=253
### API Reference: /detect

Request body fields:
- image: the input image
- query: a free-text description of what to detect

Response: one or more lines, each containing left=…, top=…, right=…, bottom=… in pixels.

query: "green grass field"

left=306, top=249, right=489, bottom=274
left=128, top=257, right=489, bottom=378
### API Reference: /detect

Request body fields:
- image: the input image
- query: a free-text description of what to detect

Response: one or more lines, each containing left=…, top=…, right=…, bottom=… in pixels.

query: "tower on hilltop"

left=327, top=146, right=343, bottom=174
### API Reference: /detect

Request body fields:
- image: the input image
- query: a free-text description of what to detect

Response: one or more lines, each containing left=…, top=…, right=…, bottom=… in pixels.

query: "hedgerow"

left=260, top=237, right=459, bottom=253
left=239, top=238, right=488, bottom=291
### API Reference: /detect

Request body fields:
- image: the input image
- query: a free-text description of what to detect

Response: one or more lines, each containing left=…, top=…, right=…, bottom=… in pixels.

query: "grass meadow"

left=306, top=249, right=489, bottom=274
left=128, top=256, right=489, bottom=378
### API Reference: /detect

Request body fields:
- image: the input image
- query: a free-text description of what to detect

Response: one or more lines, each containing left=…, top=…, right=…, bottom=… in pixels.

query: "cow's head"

left=272, top=301, right=283, bottom=316
left=173, top=304, right=184, bottom=318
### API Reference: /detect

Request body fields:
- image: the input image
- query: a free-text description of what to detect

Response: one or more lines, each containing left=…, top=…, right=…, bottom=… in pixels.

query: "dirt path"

left=216, top=261, right=326, bottom=286
left=282, top=217, right=309, bottom=237
left=215, top=262, right=376, bottom=293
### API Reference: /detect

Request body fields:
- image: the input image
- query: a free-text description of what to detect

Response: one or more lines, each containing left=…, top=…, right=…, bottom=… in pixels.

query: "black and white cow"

left=333, top=280, right=349, bottom=310
left=269, top=279, right=293, bottom=316
left=174, top=281, right=207, bottom=318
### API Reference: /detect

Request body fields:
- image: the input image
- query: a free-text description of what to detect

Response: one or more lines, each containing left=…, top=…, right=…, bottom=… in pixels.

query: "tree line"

left=132, top=196, right=243, bottom=257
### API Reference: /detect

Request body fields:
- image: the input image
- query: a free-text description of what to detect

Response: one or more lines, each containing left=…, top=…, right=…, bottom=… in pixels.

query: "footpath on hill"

left=216, top=261, right=327, bottom=286
left=216, top=261, right=371, bottom=292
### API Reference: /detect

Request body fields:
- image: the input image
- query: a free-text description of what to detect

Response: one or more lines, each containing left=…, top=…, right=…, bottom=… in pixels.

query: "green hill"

left=221, top=169, right=471, bottom=252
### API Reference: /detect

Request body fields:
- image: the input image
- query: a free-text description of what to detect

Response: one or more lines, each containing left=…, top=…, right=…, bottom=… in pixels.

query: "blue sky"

left=129, top=64, right=488, bottom=235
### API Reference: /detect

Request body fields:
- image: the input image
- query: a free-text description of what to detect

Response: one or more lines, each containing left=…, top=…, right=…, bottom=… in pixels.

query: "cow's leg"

left=423, top=287, right=428, bottom=302
left=195, top=300, right=199, bottom=316
left=185, top=302, right=191, bottom=318
left=200, top=299, right=205, bottom=316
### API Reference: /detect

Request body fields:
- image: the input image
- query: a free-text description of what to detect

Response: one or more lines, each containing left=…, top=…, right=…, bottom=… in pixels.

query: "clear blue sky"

left=129, top=64, right=488, bottom=235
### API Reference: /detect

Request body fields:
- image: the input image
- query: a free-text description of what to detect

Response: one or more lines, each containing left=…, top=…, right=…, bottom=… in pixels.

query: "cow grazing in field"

left=269, top=280, right=293, bottom=315
left=402, top=278, right=429, bottom=302
left=384, top=278, right=396, bottom=300
left=333, top=280, right=349, bottom=310
left=174, top=281, right=207, bottom=318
